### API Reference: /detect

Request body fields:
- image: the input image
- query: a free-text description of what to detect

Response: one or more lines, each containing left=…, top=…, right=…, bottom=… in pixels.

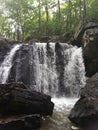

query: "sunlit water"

left=40, top=98, right=78, bottom=130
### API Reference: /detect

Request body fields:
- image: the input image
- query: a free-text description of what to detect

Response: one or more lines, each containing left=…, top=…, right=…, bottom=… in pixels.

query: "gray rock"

left=0, top=82, right=54, bottom=117
left=70, top=19, right=98, bottom=77
left=68, top=73, right=98, bottom=127
left=81, top=73, right=98, bottom=98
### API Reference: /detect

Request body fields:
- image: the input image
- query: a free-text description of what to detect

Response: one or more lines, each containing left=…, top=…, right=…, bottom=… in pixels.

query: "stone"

left=83, top=30, right=98, bottom=77
left=0, top=82, right=54, bottom=130
left=0, top=115, right=42, bottom=130
left=68, top=73, right=98, bottom=127
left=81, top=73, right=98, bottom=98
left=0, top=82, right=54, bottom=117
left=70, top=19, right=98, bottom=77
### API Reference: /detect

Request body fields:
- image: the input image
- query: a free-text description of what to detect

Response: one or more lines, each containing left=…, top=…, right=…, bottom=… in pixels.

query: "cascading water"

left=0, top=42, right=86, bottom=130
left=0, top=44, right=22, bottom=84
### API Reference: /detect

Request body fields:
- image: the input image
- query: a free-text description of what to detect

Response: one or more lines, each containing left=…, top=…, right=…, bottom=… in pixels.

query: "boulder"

left=0, top=82, right=54, bottom=130
left=0, top=115, right=42, bottom=130
left=68, top=73, right=98, bottom=128
left=81, top=73, right=98, bottom=98
left=71, top=19, right=98, bottom=47
left=0, top=82, right=54, bottom=117
left=70, top=19, right=98, bottom=77
left=83, top=23, right=98, bottom=77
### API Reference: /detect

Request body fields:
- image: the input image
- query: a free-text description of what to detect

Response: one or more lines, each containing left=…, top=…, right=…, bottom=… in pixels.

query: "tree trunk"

left=57, top=0, right=61, bottom=23
left=38, top=0, right=41, bottom=39
left=83, top=0, right=86, bottom=19
left=45, top=1, right=49, bottom=37
left=79, top=0, right=82, bottom=19
left=68, top=0, right=72, bottom=30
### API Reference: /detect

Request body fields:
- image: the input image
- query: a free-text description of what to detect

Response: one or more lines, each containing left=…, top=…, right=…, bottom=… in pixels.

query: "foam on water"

left=52, top=98, right=78, bottom=111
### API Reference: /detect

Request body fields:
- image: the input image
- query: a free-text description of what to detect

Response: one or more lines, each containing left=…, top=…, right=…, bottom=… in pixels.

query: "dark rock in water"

left=68, top=97, right=98, bottom=127
left=0, top=82, right=54, bottom=129
left=0, top=82, right=54, bottom=117
left=68, top=73, right=98, bottom=127
left=83, top=120, right=98, bottom=130
left=0, top=115, right=42, bottom=130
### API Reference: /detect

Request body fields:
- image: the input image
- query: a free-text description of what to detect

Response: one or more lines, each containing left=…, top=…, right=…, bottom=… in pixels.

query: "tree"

left=0, top=0, right=98, bottom=41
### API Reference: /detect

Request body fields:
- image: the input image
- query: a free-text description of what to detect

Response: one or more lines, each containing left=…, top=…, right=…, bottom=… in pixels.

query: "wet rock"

left=68, top=73, right=98, bottom=128
left=0, top=115, right=42, bottom=130
left=69, top=97, right=98, bottom=127
left=83, top=120, right=98, bottom=130
left=0, top=82, right=54, bottom=129
left=0, top=82, right=54, bottom=117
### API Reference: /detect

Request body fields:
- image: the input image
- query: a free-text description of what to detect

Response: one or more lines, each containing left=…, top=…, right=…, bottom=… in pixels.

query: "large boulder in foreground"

left=0, top=82, right=54, bottom=130
left=0, top=82, right=54, bottom=116
left=68, top=73, right=98, bottom=127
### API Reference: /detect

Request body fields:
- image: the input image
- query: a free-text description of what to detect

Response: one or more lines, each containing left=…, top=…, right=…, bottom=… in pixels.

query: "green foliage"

left=0, top=0, right=97, bottom=41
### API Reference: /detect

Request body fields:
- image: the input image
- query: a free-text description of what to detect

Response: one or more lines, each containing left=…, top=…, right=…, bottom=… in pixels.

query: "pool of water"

left=39, top=98, right=78, bottom=130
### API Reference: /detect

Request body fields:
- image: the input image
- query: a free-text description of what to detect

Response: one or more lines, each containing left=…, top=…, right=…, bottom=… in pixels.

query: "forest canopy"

left=0, top=0, right=98, bottom=41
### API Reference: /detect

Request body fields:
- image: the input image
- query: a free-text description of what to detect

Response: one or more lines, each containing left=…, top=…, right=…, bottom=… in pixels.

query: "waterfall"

left=0, top=42, right=86, bottom=97
left=0, top=44, right=22, bottom=84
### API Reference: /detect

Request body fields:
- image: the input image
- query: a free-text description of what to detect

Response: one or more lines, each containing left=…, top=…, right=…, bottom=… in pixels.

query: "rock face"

left=71, top=19, right=98, bottom=77
left=0, top=82, right=54, bottom=130
left=68, top=73, right=98, bottom=128
left=83, top=21, right=98, bottom=77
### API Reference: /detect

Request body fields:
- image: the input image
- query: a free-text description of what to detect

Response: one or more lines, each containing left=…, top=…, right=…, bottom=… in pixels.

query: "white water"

left=64, top=47, right=86, bottom=97
left=28, top=43, right=86, bottom=97
left=52, top=98, right=78, bottom=112
left=0, top=43, right=86, bottom=130
left=30, top=42, right=58, bottom=96
left=0, top=44, right=22, bottom=84
left=0, top=43, right=86, bottom=97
